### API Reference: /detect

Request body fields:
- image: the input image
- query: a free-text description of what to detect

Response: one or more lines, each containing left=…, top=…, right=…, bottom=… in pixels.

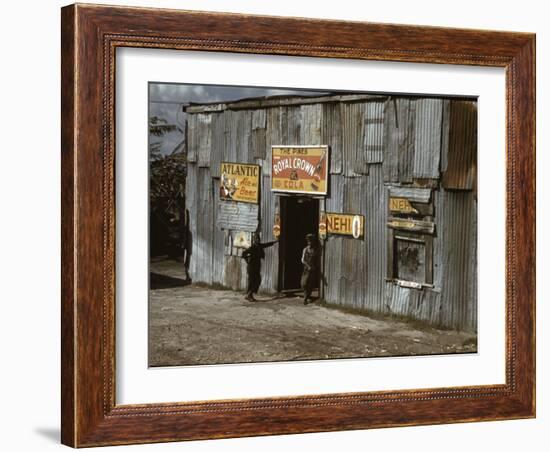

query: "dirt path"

left=149, top=259, right=476, bottom=367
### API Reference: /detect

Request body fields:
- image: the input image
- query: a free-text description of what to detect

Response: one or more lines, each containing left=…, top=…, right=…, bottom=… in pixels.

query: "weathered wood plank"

left=442, top=100, right=478, bottom=190
left=388, top=186, right=432, bottom=203
left=413, top=98, right=443, bottom=179
left=321, top=102, right=343, bottom=174
left=364, top=101, right=385, bottom=164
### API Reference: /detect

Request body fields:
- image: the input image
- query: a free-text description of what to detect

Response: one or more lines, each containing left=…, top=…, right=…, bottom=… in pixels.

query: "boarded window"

left=388, top=231, right=433, bottom=288
left=386, top=187, right=434, bottom=288
left=395, top=237, right=426, bottom=284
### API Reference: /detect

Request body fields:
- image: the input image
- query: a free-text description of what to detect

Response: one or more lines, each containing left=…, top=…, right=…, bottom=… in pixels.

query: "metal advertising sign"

left=325, top=212, right=364, bottom=239
left=219, top=162, right=260, bottom=204
left=273, top=212, right=281, bottom=239
left=389, top=197, right=419, bottom=214
left=271, top=145, right=329, bottom=195
left=233, top=231, right=252, bottom=248
left=318, top=213, right=327, bottom=239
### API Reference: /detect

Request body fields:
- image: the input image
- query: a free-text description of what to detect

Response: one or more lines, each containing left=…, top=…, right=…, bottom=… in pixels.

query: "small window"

left=390, top=233, right=433, bottom=288
left=396, top=236, right=426, bottom=283
left=386, top=187, right=434, bottom=289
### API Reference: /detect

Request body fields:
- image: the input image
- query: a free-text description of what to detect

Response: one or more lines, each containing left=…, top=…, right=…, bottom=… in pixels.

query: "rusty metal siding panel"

left=186, top=93, right=386, bottom=113
left=340, top=102, right=366, bottom=177
left=186, top=114, right=198, bottom=163
left=245, top=111, right=256, bottom=163
left=363, top=165, right=387, bottom=313
left=323, top=174, right=344, bottom=303
left=383, top=99, right=399, bottom=183
left=467, top=195, right=478, bottom=330
left=217, top=201, right=259, bottom=232
left=260, top=177, right=279, bottom=292
left=324, top=168, right=387, bottom=313
left=364, top=101, right=386, bottom=164
left=195, top=113, right=212, bottom=168
left=281, top=105, right=302, bottom=144
left=233, top=110, right=253, bottom=164
left=399, top=100, right=416, bottom=183
left=264, top=107, right=282, bottom=177
left=223, top=255, right=245, bottom=291
left=252, top=109, right=266, bottom=130
left=321, top=102, right=343, bottom=174
left=223, top=110, right=238, bottom=163
left=209, top=112, right=225, bottom=178
left=440, top=100, right=451, bottom=174
left=193, top=168, right=214, bottom=284
left=339, top=177, right=368, bottom=308
left=211, top=179, right=225, bottom=286
left=385, top=188, right=476, bottom=331
left=251, top=109, right=267, bottom=159
left=433, top=189, right=477, bottom=331
left=263, top=105, right=302, bottom=177
left=384, top=98, right=413, bottom=183
left=186, top=163, right=199, bottom=278
left=442, top=100, right=478, bottom=190
left=382, top=187, right=476, bottom=331
left=388, top=186, right=432, bottom=203
left=301, top=104, right=322, bottom=144
left=385, top=283, right=442, bottom=325
left=413, top=99, right=443, bottom=179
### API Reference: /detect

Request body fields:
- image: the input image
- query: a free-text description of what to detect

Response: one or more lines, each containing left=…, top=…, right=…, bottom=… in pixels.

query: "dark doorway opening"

left=279, top=196, right=320, bottom=292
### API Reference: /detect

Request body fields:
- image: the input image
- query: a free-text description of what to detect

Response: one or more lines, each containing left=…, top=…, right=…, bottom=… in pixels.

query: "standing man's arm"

left=260, top=240, right=278, bottom=249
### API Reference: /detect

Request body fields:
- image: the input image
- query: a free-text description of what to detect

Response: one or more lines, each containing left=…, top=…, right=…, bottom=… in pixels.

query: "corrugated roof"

left=184, top=93, right=389, bottom=113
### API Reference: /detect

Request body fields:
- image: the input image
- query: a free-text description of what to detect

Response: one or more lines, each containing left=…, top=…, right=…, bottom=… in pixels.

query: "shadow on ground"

left=150, top=272, right=190, bottom=290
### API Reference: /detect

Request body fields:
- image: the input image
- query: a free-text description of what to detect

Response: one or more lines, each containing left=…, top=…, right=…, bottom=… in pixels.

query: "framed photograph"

left=61, top=3, right=535, bottom=447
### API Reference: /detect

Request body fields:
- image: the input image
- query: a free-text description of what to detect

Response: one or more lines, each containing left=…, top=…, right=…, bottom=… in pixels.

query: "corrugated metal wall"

left=184, top=94, right=477, bottom=331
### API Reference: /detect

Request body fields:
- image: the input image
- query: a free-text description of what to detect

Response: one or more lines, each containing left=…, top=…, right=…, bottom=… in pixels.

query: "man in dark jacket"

left=301, top=234, right=320, bottom=305
left=242, top=233, right=278, bottom=301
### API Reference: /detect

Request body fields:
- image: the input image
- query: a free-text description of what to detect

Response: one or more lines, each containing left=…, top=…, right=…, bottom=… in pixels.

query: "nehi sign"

left=322, top=212, right=364, bottom=239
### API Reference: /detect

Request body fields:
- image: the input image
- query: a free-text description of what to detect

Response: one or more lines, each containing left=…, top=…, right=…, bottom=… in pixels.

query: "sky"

left=148, top=83, right=330, bottom=155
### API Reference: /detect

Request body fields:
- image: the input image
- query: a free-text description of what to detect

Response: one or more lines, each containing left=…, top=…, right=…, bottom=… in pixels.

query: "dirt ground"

left=149, top=258, right=477, bottom=366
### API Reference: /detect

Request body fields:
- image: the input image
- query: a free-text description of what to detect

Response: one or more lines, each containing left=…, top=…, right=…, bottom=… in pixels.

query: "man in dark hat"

left=301, top=234, right=320, bottom=305
left=241, top=233, right=278, bottom=302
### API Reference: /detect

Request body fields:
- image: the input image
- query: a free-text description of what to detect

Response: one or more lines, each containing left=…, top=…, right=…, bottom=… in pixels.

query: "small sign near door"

left=273, top=212, right=281, bottom=239
left=319, top=213, right=328, bottom=239
left=323, top=212, right=364, bottom=239
left=271, top=145, right=329, bottom=195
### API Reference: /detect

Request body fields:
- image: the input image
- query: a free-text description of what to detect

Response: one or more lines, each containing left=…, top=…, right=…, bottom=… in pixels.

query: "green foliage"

left=149, top=115, right=186, bottom=209
left=149, top=116, right=183, bottom=137
left=149, top=115, right=187, bottom=257
left=150, top=151, right=186, bottom=209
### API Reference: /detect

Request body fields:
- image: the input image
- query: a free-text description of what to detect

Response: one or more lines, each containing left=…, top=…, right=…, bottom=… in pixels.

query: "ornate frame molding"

left=61, top=4, right=535, bottom=447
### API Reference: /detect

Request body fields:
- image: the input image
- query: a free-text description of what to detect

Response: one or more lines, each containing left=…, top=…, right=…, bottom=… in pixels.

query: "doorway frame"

left=277, top=195, right=322, bottom=294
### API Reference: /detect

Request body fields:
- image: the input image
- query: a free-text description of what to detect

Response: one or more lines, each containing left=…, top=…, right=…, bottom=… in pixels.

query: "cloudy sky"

left=149, top=83, right=330, bottom=155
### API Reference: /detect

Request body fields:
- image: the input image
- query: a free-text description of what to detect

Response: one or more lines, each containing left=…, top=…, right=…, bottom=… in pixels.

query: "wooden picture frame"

left=61, top=3, right=535, bottom=447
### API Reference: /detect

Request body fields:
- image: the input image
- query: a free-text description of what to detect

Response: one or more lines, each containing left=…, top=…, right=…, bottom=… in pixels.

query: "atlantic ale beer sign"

left=271, top=145, right=329, bottom=195
left=219, top=162, right=260, bottom=204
